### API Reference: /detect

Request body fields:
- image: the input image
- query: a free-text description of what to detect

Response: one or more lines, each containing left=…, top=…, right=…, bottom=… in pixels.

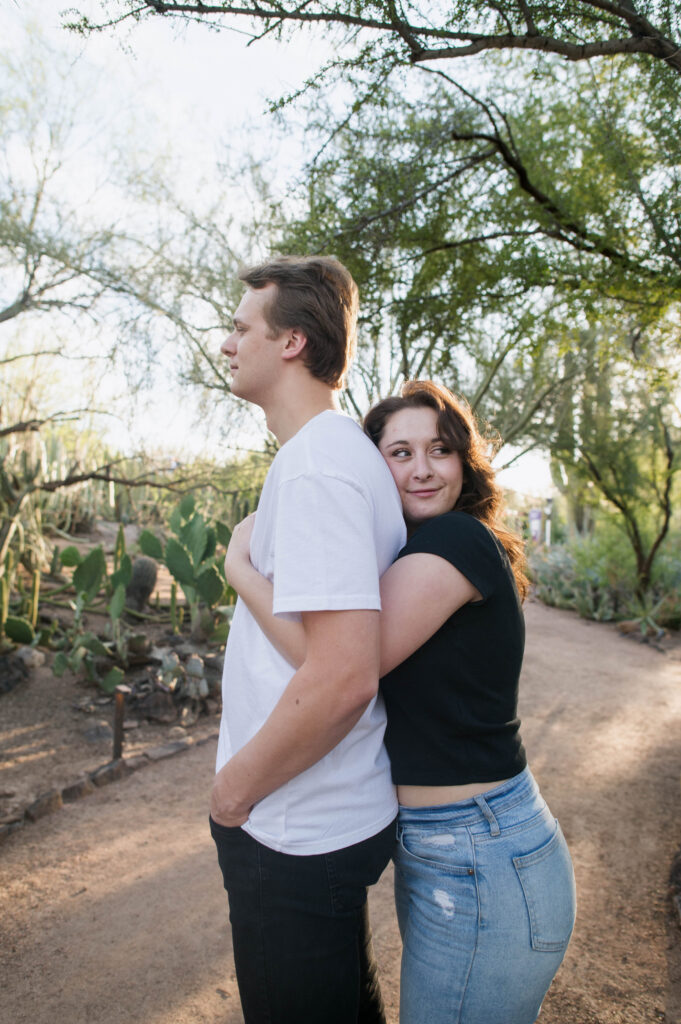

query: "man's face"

left=221, top=284, right=284, bottom=406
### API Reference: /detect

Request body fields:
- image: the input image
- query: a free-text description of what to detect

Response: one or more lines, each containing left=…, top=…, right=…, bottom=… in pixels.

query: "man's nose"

left=221, top=332, right=236, bottom=356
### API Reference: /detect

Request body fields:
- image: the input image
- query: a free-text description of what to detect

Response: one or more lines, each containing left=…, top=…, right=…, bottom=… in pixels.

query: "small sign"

left=529, top=508, right=543, bottom=542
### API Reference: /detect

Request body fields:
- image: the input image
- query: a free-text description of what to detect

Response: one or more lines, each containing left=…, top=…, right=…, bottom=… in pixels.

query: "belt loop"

left=474, top=795, right=500, bottom=836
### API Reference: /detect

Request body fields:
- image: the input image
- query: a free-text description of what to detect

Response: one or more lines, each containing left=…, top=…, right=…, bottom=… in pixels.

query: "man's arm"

left=210, top=607, right=380, bottom=826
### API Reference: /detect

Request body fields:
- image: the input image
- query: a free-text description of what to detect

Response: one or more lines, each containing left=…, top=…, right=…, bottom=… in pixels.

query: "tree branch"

left=0, top=349, right=62, bottom=366
left=69, top=2, right=681, bottom=75
left=503, top=368, right=579, bottom=445
left=415, top=34, right=681, bottom=74
left=0, top=410, right=99, bottom=439
left=322, top=147, right=496, bottom=246
left=642, top=418, right=676, bottom=582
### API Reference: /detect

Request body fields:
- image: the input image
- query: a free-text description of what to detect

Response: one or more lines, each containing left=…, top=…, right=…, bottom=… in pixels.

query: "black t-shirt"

left=380, top=510, right=527, bottom=785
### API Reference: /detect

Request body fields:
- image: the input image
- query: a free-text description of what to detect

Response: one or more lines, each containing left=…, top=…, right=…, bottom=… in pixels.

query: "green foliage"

left=152, top=497, right=228, bottom=638
left=139, top=530, right=163, bottom=560
left=269, top=56, right=681, bottom=458
left=72, top=548, right=107, bottom=603
left=59, top=547, right=82, bottom=567
left=165, top=538, right=195, bottom=589
left=50, top=534, right=137, bottom=686
left=643, top=552, right=681, bottom=631
left=529, top=528, right=681, bottom=629
left=549, top=326, right=680, bottom=593
left=273, top=62, right=681, bottom=590
left=4, top=615, right=35, bottom=645
left=215, top=520, right=232, bottom=548
left=52, top=621, right=110, bottom=686
left=108, top=583, right=126, bottom=622
left=100, top=666, right=125, bottom=693
left=109, top=554, right=132, bottom=594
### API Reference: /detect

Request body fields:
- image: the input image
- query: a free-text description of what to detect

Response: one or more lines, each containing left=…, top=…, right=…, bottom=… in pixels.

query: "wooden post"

left=113, top=685, right=131, bottom=761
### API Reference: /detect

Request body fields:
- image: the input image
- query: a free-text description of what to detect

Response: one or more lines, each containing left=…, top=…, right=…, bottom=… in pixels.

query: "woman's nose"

left=412, top=455, right=433, bottom=480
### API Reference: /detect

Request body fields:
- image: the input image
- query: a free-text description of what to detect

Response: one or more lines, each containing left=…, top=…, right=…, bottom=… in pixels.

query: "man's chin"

left=229, top=380, right=265, bottom=409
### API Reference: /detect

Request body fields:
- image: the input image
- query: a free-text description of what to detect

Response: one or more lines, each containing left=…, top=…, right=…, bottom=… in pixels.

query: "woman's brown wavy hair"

left=363, top=380, right=528, bottom=600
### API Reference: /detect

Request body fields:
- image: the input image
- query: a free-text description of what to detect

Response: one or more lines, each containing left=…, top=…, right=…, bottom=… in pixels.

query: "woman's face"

left=378, top=406, right=464, bottom=529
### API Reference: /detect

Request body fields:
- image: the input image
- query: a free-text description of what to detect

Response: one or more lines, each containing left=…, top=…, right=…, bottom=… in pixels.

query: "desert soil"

left=2, top=599, right=681, bottom=1023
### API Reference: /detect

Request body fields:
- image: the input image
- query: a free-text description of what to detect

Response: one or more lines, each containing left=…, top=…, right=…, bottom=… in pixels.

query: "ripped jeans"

left=394, top=767, right=576, bottom=1024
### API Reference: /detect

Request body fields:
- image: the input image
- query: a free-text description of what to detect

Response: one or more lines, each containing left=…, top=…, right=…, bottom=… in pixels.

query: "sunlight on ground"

left=41, top=812, right=213, bottom=915
left=0, top=722, right=54, bottom=742
left=0, top=747, right=55, bottom=770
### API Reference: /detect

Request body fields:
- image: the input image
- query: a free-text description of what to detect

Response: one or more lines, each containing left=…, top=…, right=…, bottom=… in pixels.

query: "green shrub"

left=649, top=553, right=681, bottom=630
left=528, top=528, right=681, bottom=629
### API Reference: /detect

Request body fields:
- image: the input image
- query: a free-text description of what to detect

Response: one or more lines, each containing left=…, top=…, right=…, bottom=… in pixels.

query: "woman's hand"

left=224, top=513, right=256, bottom=589
left=222, top=511, right=306, bottom=669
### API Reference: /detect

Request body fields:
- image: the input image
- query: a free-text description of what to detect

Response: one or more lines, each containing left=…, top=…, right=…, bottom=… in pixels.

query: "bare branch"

left=470, top=335, right=522, bottom=410
left=503, top=368, right=579, bottom=445
left=0, top=350, right=62, bottom=366
left=0, top=409, right=102, bottom=439
left=496, top=442, right=539, bottom=471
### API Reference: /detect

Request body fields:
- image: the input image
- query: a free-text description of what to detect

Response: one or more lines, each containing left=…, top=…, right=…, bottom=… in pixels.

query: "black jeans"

left=210, top=816, right=396, bottom=1024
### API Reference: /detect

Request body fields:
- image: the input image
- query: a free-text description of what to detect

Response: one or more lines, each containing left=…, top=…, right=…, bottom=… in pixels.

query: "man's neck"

left=265, top=380, right=340, bottom=445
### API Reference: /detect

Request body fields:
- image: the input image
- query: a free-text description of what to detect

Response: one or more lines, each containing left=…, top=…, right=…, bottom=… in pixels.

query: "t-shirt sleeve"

left=272, top=472, right=381, bottom=615
left=399, top=512, right=503, bottom=600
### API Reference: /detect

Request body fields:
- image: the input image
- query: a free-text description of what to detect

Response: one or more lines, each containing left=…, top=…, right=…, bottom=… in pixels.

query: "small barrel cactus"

left=125, top=557, right=158, bottom=611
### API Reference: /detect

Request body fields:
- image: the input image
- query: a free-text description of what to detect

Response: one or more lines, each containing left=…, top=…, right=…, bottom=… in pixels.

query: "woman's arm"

left=224, top=515, right=306, bottom=668
left=378, top=553, right=480, bottom=676
left=225, top=514, right=479, bottom=676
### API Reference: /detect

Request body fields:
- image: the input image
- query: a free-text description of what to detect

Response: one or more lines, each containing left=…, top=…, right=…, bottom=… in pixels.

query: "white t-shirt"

left=216, top=410, right=406, bottom=854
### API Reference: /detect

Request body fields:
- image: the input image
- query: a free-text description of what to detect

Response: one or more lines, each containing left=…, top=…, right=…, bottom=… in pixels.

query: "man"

left=210, top=255, right=406, bottom=1023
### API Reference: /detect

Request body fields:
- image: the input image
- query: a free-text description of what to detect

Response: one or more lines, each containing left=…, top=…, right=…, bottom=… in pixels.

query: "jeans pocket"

left=513, top=820, right=576, bottom=952
left=398, top=826, right=473, bottom=875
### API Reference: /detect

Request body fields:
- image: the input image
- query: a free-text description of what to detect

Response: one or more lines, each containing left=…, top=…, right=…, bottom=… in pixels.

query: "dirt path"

left=2, top=601, right=681, bottom=1023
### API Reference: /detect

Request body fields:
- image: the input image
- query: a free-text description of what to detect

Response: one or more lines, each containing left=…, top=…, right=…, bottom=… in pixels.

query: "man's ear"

left=281, top=328, right=308, bottom=361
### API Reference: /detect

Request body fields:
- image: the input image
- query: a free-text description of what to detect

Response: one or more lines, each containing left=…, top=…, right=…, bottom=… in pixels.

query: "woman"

left=224, top=380, right=576, bottom=1024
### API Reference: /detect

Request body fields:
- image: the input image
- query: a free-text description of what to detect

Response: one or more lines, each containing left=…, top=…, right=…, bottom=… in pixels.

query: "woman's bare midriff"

left=397, top=779, right=510, bottom=808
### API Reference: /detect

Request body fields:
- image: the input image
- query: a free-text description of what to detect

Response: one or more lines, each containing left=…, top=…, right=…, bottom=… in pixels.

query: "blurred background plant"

left=528, top=519, right=681, bottom=632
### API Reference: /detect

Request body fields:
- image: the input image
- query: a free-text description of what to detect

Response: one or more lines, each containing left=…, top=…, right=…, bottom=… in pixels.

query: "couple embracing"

left=209, top=255, right=576, bottom=1024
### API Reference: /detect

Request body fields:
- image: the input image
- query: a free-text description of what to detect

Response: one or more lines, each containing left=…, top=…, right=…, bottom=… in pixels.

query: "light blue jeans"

left=394, top=768, right=576, bottom=1024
